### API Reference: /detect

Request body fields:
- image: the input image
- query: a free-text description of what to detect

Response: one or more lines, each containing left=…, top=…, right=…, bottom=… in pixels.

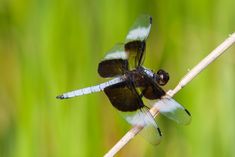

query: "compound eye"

left=157, top=69, right=169, bottom=86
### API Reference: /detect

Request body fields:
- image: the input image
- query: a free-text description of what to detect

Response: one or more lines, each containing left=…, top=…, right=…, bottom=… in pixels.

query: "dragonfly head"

left=155, top=69, right=169, bottom=86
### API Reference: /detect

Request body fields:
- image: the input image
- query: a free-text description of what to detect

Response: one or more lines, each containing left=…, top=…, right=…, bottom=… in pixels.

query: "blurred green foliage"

left=0, top=0, right=235, bottom=156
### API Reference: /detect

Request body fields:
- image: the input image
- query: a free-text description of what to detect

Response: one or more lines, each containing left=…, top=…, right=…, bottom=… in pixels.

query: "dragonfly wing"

left=124, top=15, right=152, bottom=68
left=98, top=43, right=129, bottom=78
left=98, top=15, right=152, bottom=76
left=104, top=80, right=144, bottom=112
left=139, top=107, right=162, bottom=145
left=125, top=15, right=152, bottom=43
left=154, top=98, right=191, bottom=125
left=104, top=79, right=162, bottom=144
left=121, top=106, right=162, bottom=145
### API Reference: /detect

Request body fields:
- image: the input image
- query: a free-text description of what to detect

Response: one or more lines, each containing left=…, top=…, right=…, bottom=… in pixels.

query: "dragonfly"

left=56, top=15, right=191, bottom=145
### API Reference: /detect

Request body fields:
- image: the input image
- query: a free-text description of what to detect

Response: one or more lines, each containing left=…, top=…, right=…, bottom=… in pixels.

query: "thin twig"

left=104, top=32, right=235, bottom=157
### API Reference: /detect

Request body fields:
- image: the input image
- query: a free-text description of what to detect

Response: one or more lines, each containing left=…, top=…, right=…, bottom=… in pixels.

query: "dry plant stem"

left=103, top=126, right=144, bottom=157
left=104, top=111, right=160, bottom=157
left=167, top=33, right=235, bottom=97
left=104, top=33, right=235, bottom=157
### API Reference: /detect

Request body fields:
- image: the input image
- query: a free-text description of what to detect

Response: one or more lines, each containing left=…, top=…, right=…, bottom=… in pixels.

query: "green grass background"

left=0, top=0, right=235, bottom=156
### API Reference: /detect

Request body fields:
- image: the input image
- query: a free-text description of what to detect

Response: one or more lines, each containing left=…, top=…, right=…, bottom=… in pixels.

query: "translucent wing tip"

left=157, top=127, right=162, bottom=137
left=137, top=14, right=152, bottom=24
left=154, top=98, right=192, bottom=125
left=185, top=109, right=191, bottom=116
left=141, top=126, right=162, bottom=145
left=182, top=109, right=192, bottom=125
left=125, top=15, right=152, bottom=42
left=150, top=16, right=152, bottom=24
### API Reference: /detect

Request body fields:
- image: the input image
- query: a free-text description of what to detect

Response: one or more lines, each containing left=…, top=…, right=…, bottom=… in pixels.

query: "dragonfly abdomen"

left=56, top=77, right=124, bottom=99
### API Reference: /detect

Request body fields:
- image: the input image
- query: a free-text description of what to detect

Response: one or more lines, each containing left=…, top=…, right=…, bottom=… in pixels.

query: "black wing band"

left=104, top=79, right=144, bottom=112
left=98, top=59, right=128, bottom=78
